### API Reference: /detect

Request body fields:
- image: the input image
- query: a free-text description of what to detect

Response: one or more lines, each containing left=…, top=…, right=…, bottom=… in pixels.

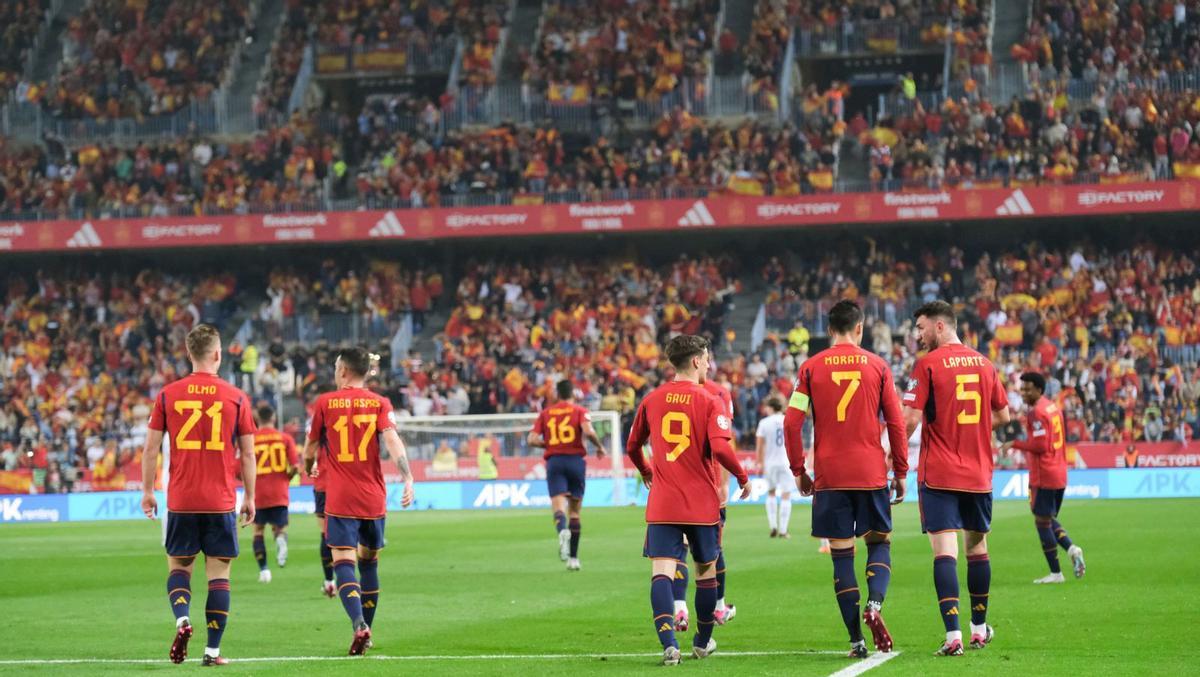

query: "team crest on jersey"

left=905, top=378, right=919, bottom=392
left=717, top=415, right=730, bottom=430
left=1032, top=420, right=1044, bottom=430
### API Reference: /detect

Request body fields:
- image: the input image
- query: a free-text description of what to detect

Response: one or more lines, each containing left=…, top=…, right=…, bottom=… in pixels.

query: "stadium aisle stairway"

left=500, top=0, right=545, bottom=83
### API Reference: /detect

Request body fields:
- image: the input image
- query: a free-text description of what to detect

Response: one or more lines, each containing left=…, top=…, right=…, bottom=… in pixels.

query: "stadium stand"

left=0, top=1, right=49, bottom=102
left=44, top=0, right=251, bottom=118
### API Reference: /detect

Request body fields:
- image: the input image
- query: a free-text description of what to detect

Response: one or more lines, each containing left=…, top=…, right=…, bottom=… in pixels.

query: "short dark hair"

left=665, top=335, right=710, bottom=370
left=556, top=379, right=574, bottom=400
left=828, top=300, right=864, bottom=335
left=336, top=346, right=372, bottom=377
left=186, top=324, right=221, bottom=360
left=913, top=300, right=957, bottom=328
left=255, top=402, right=275, bottom=426
left=1020, top=371, right=1047, bottom=393
left=766, top=397, right=784, bottom=412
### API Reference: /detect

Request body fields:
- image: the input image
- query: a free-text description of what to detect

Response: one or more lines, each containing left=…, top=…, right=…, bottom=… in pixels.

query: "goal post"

left=394, top=410, right=626, bottom=506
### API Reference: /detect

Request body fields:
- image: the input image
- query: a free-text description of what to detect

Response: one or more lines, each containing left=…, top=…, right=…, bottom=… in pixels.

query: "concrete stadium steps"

left=224, top=0, right=287, bottom=135
left=30, top=0, right=87, bottom=83
left=722, top=283, right=769, bottom=357
left=991, top=0, right=1030, bottom=71
left=715, top=0, right=757, bottom=77
left=837, top=138, right=870, bottom=190
left=499, top=0, right=545, bottom=84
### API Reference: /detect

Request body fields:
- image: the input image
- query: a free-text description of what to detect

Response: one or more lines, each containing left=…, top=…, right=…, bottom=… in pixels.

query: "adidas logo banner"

left=995, top=189, right=1034, bottom=216
left=677, top=201, right=716, bottom=227
left=369, top=211, right=406, bottom=238
left=66, top=222, right=102, bottom=248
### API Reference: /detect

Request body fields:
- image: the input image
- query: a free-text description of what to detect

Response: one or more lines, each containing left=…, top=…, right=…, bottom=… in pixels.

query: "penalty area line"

left=0, top=650, right=845, bottom=665
left=826, top=650, right=901, bottom=677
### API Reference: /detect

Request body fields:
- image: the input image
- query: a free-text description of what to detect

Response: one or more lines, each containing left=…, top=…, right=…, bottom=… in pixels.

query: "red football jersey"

left=904, top=343, right=1008, bottom=492
left=148, top=372, right=256, bottom=513
left=1015, top=397, right=1068, bottom=489
left=702, top=380, right=735, bottom=504
left=307, top=411, right=328, bottom=493
left=532, top=401, right=591, bottom=458
left=307, top=387, right=395, bottom=519
left=626, top=380, right=742, bottom=525
left=252, top=427, right=299, bottom=509
left=791, top=343, right=908, bottom=490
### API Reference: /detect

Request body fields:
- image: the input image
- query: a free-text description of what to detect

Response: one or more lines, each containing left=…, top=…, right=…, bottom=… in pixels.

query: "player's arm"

left=140, top=427, right=164, bottom=519
left=755, top=433, right=766, bottom=469
left=783, top=378, right=811, bottom=482
left=902, top=364, right=928, bottom=438
left=624, top=402, right=652, bottom=484
left=285, top=437, right=303, bottom=478
left=582, top=417, right=605, bottom=459
left=304, top=400, right=325, bottom=477
left=990, top=372, right=1012, bottom=429
left=528, top=412, right=546, bottom=448
left=879, top=368, right=909, bottom=503
left=303, top=439, right=321, bottom=477
left=238, top=433, right=257, bottom=526
left=1010, top=413, right=1050, bottom=455
left=383, top=428, right=415, bottom=508
left=708, top=399, right=750, bottom=498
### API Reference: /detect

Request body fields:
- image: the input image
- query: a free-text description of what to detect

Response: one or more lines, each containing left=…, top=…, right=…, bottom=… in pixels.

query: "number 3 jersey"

left=252, top=427, right=299, bottom=509
left=307, top=387, right=396, bottom=519
left=791, top=343, right=908, bottom=490
left=904, top=343, right=1007, bottom=492
left=626, top=380, right=736, bottom=525
left=532, top=401, right=591, bottom=458
left=148, top=372, right=257, bottom=513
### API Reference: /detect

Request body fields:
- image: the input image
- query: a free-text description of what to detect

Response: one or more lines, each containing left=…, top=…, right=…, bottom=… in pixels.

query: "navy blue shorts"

left=314, top=490, right=326, bottom=517
left=919, top=484, right=992, bottom=534
left=326, top=516, right=386, bottom=550
left=546, top=455, right=586, bottom=499
left=1030, top=487, right=1065, bottom=518
left=811, top=488, right=892, bottom=539
left=165, top=511, right=239, bottom=558
left=255, top=505, right=289, bottom=527
left=644, top=523, right=721, bottom=564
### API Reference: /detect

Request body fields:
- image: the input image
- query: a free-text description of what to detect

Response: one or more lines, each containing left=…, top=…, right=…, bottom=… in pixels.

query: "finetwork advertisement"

left=2, top=469, right=1199, bottom=523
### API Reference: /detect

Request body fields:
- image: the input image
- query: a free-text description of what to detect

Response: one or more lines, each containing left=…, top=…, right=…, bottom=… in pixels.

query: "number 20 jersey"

left=307, top=387, right=396, bottom=519
left=627, top=380, right=733, bottom=525
left=148, top=372, right=256, bottom=513
left=904, top=343, right=1007, bottom=492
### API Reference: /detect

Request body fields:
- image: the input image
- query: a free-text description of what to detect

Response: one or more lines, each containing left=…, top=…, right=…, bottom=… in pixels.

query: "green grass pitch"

left=0, top=499, right=1194, bottom=675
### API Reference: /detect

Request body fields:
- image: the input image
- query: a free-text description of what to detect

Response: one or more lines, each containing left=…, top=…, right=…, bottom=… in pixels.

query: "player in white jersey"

left=756, top=398, right=792, bottom=538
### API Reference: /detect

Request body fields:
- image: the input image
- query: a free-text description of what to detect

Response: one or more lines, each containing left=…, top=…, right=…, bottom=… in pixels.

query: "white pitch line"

left=0, top=650, right=844, bottom=665
left=826, top=650, right=901, bottom=677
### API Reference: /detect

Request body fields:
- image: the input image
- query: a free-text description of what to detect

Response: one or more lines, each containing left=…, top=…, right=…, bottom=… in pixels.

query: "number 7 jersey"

left=148, top=372, right=256, bottom=513
left=307, top=387, right=396, bottom=519
left=904, top=343, right=1008, bottom=492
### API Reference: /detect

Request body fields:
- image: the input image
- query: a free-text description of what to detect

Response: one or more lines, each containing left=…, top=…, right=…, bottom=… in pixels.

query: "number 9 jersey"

left=307, top=387, right=395, bottom=519
left=626, top=380, right=741, bottom=525
left=148, top=372, right=257, bottom=513
left=904, top=343, right=1008, bottom=492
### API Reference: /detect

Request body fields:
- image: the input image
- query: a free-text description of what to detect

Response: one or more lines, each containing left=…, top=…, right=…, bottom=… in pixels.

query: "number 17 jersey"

left=307, top=387, right=395, bottom=519
left=904, top=343, right=1007, bottom=492
left=148, top=372, right=256, bottom=513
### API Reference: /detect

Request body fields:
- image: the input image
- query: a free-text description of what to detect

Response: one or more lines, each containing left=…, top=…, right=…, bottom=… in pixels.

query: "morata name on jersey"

left=823, top=355, right=868, bottom=365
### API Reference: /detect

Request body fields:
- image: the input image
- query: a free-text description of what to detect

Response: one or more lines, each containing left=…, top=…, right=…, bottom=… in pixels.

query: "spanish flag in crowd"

left=807, top=169, right=834, bottom=191
left=727, top=174, right=765, bottom=196
left=993, top=324, right=1024, bottom=346
left=1173, top=162, right=1200, bottom=180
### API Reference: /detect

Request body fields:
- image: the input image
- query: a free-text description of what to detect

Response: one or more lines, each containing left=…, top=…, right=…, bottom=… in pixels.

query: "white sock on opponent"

left=779, top=497, right=793, bottom=534
left=766, top=495, right=778, bottom=530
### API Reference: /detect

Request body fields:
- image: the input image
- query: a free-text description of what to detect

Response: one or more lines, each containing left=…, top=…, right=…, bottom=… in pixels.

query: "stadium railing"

left=314, top=39, right=458, bottom=76
left=764, top=297, right=925, bottom=336
left=247, top=311, right=408, bottom=347
left=794, top=20, right=930, bottom=57
left=2, top=100, right=220, bottom=143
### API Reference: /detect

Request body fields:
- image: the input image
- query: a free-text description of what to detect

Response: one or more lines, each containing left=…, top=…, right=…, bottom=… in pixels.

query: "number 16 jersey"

left=307, top=387, right=395, bottom=519
left=627, top=380, right=733, bottom=525
left=148, top=372, right=256, bottom=513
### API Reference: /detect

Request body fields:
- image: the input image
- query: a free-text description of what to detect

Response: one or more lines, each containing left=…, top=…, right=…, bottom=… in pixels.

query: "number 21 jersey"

left=904, top=343, right=1007, bottom=492
left=307, top=387, right=395, bottom=519
left=148, top=372, right=256, bottom=513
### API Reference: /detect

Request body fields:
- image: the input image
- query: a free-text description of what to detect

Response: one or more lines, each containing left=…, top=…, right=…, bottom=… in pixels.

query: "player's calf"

left=651, top=574, right=679, bottom=651
left=203, top=578, right=231, bottom=664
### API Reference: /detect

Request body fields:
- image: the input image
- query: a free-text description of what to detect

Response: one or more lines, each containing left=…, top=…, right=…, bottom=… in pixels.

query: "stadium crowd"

left=352, top=114, right=841, bottom=207
left=522, top=0, right=719, bottom=104
left=0, top=117, right=340, bottom=217
left=39, top=0, right=250, bottom=118
left=6, top=233, right=1200, bottom=491
left=0, top=1, right=48, bottom=102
